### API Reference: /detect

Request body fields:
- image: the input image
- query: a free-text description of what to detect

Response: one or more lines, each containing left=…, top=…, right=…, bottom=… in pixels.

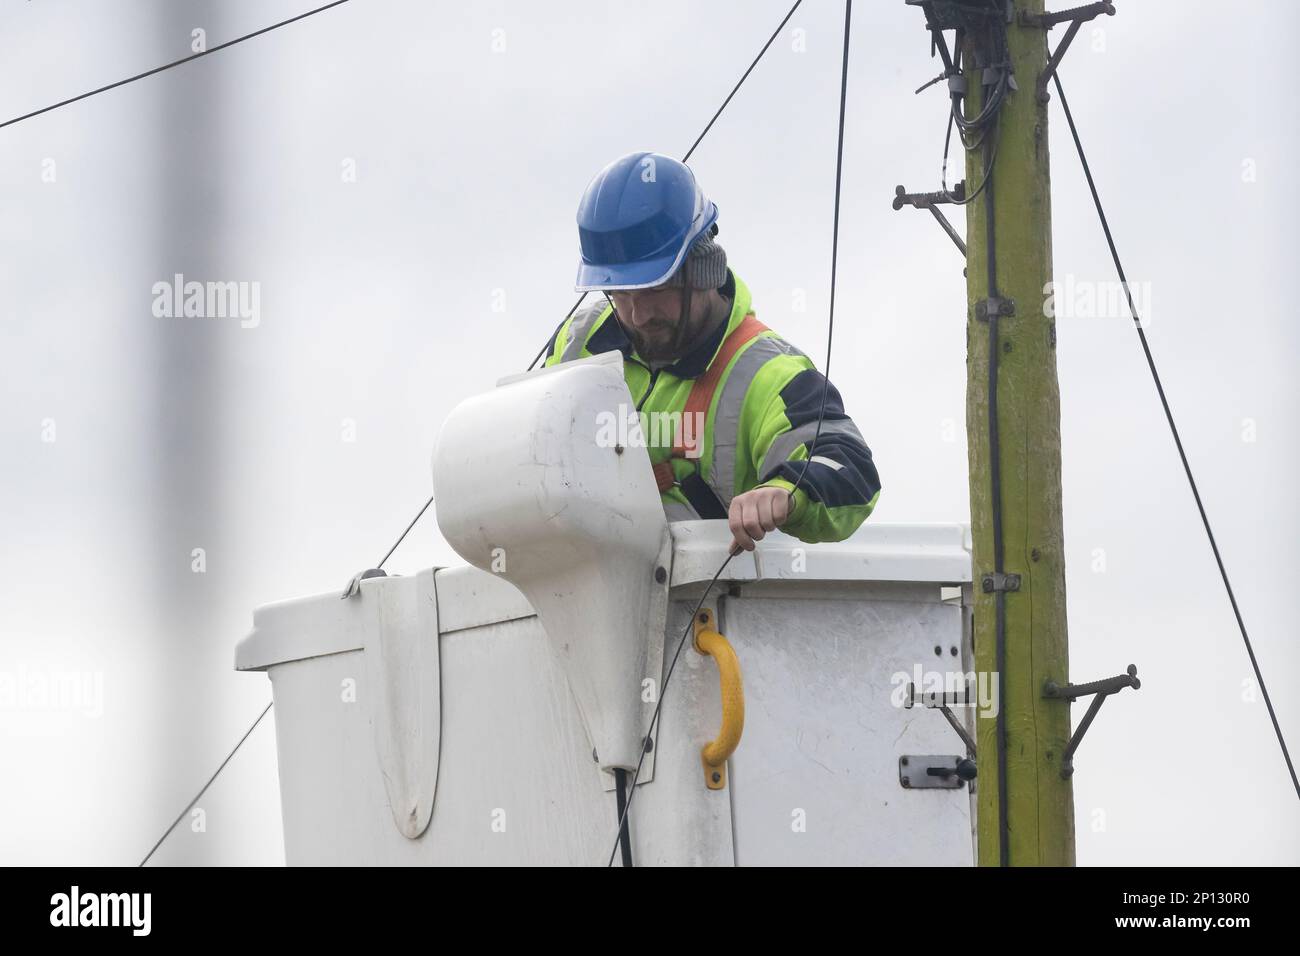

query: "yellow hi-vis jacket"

left=543, top=269, right=881, bottom=543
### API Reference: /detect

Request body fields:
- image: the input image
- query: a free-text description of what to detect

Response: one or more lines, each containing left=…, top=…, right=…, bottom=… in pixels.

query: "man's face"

left=609, top=285, right=686, bottom=362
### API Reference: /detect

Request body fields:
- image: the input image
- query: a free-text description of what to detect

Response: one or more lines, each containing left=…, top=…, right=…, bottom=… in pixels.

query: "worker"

left=542, top=151, right=881, bottom=552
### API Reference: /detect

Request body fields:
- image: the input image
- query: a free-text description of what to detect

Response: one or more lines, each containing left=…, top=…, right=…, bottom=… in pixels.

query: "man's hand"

left=728, top=485, right=793, bottom=553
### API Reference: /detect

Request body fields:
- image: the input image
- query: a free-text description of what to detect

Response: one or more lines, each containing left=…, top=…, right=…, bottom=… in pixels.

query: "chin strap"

left=669, top=260, right=695, bottom=356
left=606, top=261, right=710, bottom=361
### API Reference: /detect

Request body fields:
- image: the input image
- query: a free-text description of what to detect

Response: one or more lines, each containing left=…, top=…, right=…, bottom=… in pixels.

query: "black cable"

left=139, top=701, right=274, bottom=866
left=982, top=126, right=1011, bottom=868
left=613, top=768, right=634, bottom=867
left=526, top=0, right=806, bottom=372
left=681, top=0, right=805, bottom=164
left=953, top=73, right=1007, bottom=136
left=956, top=16, right=1013, bottom=868
left=962, top=16, right=1014, bottom=870
left=939, top=20, right=1007, bottom=205
left=605, top=551, right=736, bottom=866
left=1051, top=70, right=1300, bottom=801
left=526, top=294, right=589, bottom=372
left=0, top=0, right=353, bottom=132
left=941, top=108, right=1002, bottom=206
left=376, top=494, right=435, bottom=570
left=787, top=0, right=853, bottom=507
left=932, top=6, right=1011, bottom=866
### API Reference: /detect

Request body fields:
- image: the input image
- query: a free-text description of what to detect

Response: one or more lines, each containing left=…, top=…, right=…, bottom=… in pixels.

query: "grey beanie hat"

left=661, top=227, right=727, bottom=290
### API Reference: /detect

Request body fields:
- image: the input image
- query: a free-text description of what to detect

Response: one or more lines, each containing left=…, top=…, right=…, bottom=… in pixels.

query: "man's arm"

left=742, top=367, right=882, bottom=545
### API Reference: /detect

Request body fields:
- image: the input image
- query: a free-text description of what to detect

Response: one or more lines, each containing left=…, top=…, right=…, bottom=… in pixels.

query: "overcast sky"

left=1, top=0, right=1296, bottom=866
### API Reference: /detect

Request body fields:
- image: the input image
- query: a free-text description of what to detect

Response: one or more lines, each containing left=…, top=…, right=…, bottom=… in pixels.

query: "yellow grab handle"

left=692, top=608, right=744, bottom=790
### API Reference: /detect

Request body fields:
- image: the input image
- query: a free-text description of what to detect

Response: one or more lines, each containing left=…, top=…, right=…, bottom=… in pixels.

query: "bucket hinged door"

left=360, top=568, right=442, bottom=840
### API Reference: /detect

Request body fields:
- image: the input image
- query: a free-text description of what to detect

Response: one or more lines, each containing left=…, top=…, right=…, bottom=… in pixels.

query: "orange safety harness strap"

left=652, top=313, right=770, bottom=497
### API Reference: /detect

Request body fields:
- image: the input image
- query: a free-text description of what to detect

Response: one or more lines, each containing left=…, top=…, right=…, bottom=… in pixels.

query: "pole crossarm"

left=1018, top=1, right=1116, bottom=101
left=892, top=184, right=968, bottom=257
left=1043, top=665, right=1141, bottom=779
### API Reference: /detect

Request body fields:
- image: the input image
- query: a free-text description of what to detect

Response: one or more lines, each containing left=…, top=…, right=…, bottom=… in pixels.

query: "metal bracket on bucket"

left=341, top=567, right=387, bottom=600
left=899, top=755, right=976, bottom=790
left=904, top=681, right=977, bottom=759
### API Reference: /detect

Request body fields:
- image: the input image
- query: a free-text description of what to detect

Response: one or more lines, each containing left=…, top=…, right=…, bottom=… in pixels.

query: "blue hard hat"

left=575, top=151, right=719, bottom=292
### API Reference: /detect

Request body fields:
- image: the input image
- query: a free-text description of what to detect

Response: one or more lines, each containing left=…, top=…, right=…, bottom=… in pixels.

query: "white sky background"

left=0, top=0, right=1296, bottom=866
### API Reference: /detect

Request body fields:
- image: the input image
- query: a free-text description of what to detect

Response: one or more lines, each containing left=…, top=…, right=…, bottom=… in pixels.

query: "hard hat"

left=574, top=151, right=719, bottom=292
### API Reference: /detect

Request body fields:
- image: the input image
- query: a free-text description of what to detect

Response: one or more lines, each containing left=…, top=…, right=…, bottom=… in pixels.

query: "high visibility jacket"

left=542, top=269, right=881, bottom=543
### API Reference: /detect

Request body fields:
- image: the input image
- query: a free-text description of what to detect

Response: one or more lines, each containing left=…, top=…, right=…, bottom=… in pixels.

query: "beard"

left=616, top=286, right=709, bottom=363
left=623, top=319, right=681, bottom=361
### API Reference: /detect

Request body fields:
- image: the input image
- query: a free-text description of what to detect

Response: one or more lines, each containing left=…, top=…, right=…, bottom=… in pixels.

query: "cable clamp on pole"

left=980, top=571, right=1020, bottom=593
left=974, top=297, right=1015, bottom=322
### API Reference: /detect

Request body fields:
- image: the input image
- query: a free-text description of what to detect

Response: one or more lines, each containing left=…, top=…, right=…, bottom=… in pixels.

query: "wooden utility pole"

left=962, top=0, right=1075, bottom=866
